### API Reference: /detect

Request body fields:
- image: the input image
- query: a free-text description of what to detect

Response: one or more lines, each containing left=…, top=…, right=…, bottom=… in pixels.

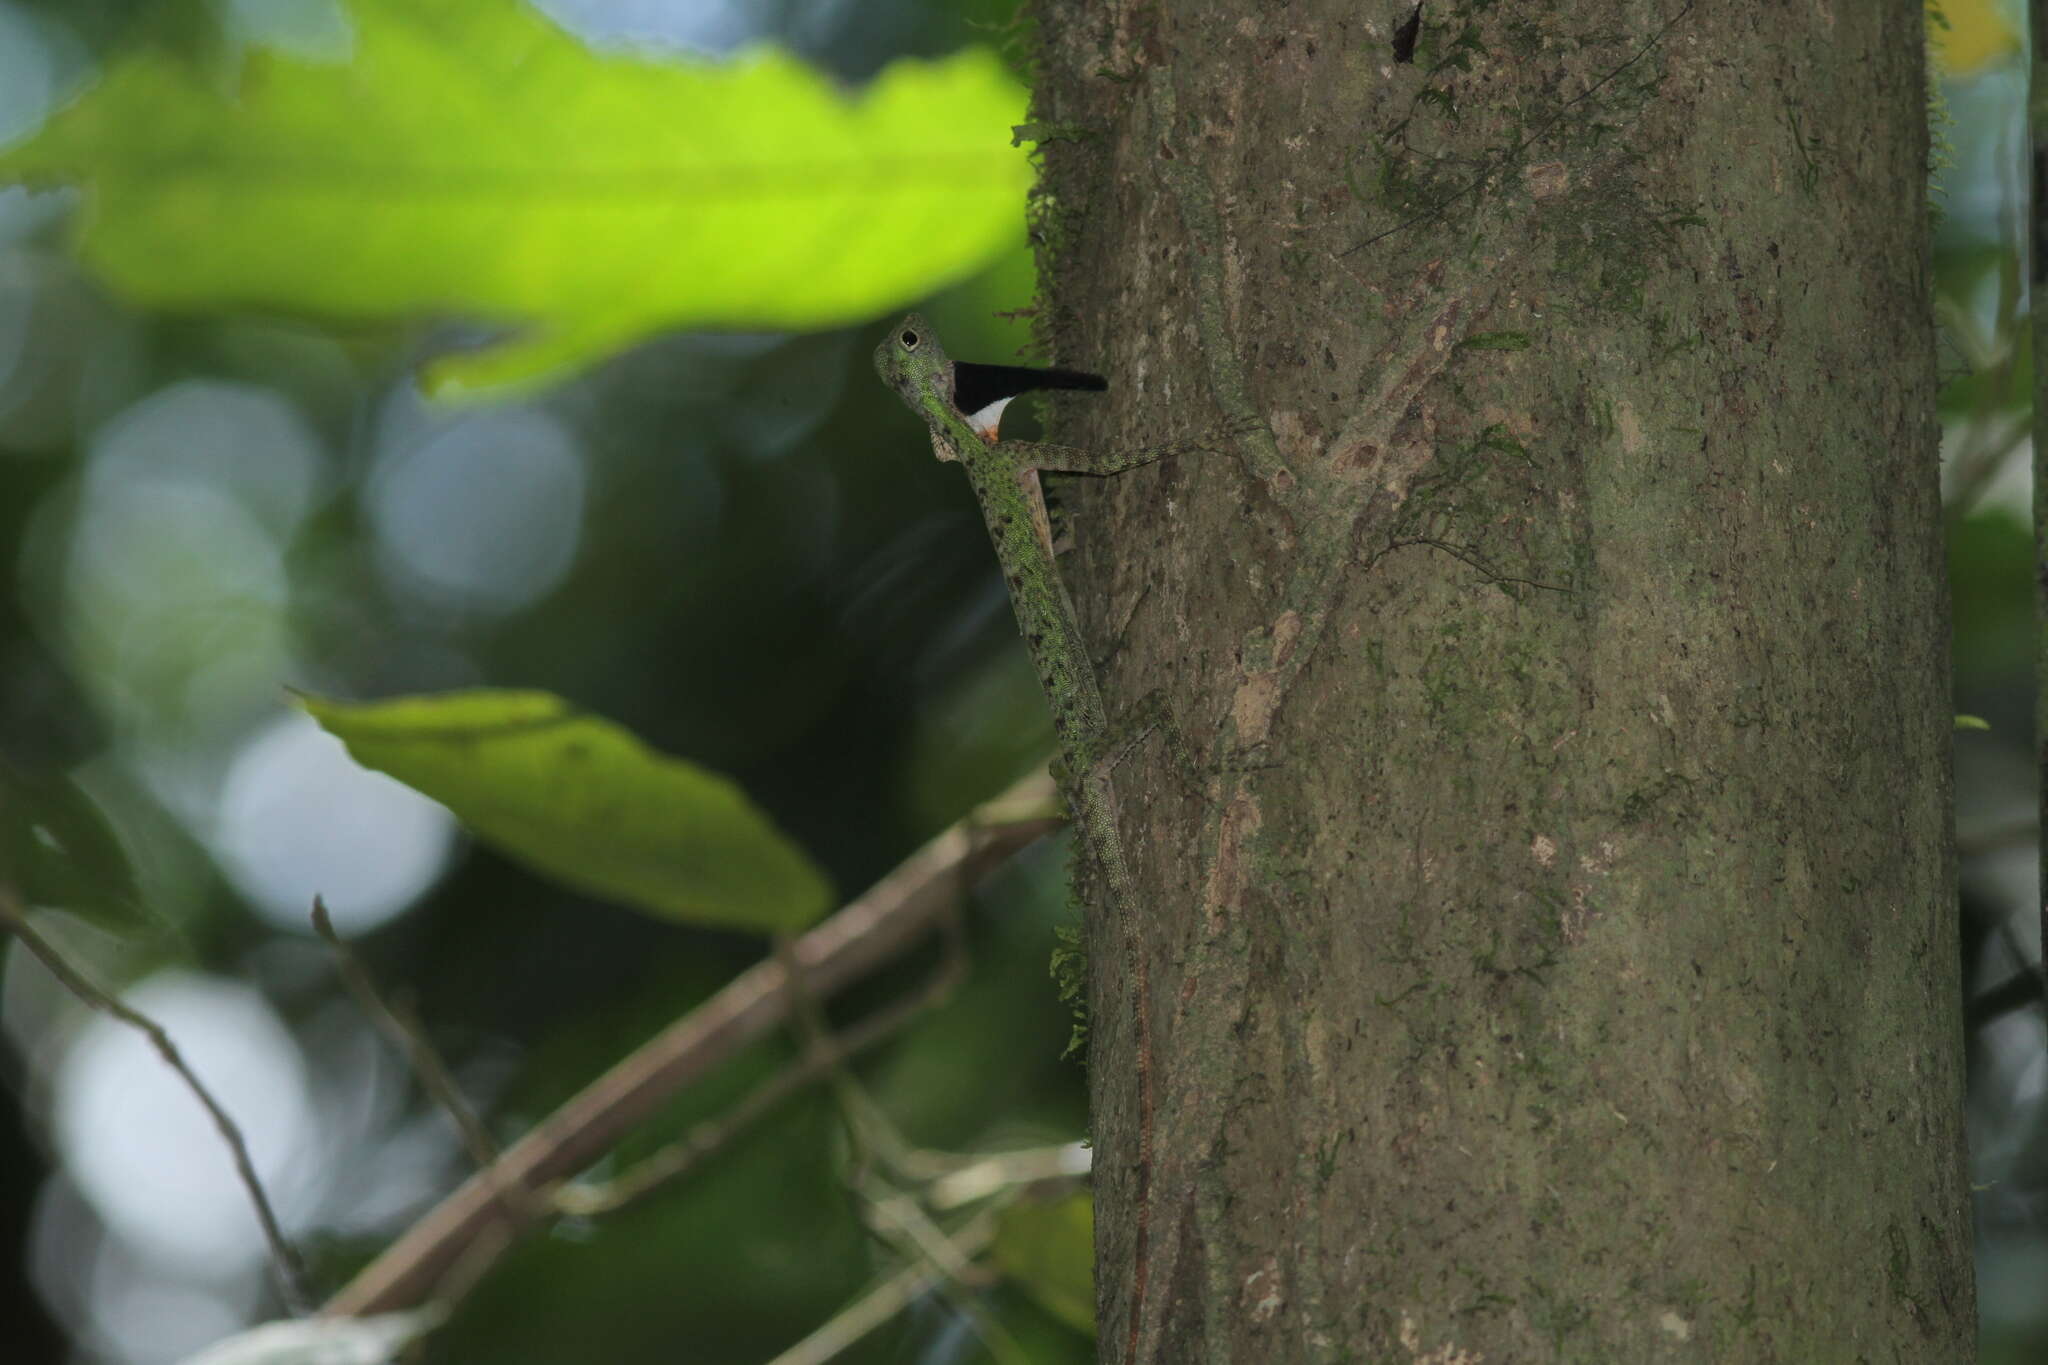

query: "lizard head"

left=873, top=313, right=953, bottom=422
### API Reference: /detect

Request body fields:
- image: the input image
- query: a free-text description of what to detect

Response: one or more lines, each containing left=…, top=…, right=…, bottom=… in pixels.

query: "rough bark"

left=1029, top=2, right=1976, bottom=1360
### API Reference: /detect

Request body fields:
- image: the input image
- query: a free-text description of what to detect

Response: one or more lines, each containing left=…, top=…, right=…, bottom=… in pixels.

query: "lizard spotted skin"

left=875, top=314, right=1168, bottom=1361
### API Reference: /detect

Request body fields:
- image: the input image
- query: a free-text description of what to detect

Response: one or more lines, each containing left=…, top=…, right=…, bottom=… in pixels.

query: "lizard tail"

left=1124, top=942, right=1155, bottom=1362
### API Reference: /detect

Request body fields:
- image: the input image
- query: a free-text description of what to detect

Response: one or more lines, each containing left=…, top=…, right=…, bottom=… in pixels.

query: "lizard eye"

left=900, top=329, right=919, bottom=349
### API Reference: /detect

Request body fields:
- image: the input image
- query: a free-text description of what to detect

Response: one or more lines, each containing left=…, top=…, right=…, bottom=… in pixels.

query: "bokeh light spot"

left=62, top=476, right=289, bottom=733
left=89, top=380, right=325, bottom=539
left=52, top=973, right=314, bottom=1275
left=213, top=711, right=457, bottom=935
left=368, top=407, right=587, bottom=616
left=0, top=4, right=57, bottom=146
left=222, top=0, right=353, bottom=61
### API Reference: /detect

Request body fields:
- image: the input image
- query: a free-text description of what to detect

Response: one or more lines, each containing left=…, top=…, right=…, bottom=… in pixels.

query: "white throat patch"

left=963, top=395, right=1014, bottom=442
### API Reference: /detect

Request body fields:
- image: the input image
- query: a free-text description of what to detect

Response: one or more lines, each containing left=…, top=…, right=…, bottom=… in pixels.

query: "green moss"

left=1730, top=1264, right=1761, bottom=1329
left=1618, top=771, right=1697, bottom=825
left=1313, top=1129, right=1352, bottom=1187
left=1526, top=1277, right=1594, bottom=1352
left=1050, top=920, right=1089, bottom=1060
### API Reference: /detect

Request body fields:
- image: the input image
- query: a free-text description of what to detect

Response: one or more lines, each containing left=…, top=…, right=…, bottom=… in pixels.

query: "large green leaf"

left=298, top=689, right=831, bottom=933
left=0, top=0, right=1031, bottom=395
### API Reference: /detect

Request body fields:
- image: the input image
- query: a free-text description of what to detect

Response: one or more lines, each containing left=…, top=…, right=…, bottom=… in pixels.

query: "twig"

left=857, top=1174, right=1031, bottom=1365
left=1966, top=967, right=2046, bottom=1030
left=558, top=920, right=969, bottom=1217
left=0, top=886, right=311, bottom=1313
left=1955, top=819, right=2039, bottom=858
left=323, top=773, right=1061, bottom=1317
left=310, top=897, right=503, bottom=1175
left=763, top=1207, right=1003, bottom=1365
left=926, top=1142, right=1091, bottom=1210
left=775, top=920, right=1030, bottom=1365
left=772, top=931, right=877, bottom=1176
left=1947, top=419, right=2032, bottom=518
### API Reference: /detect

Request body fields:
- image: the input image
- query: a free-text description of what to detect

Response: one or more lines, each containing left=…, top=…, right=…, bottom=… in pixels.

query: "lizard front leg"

left=996, top=430, right=1242, bottom=478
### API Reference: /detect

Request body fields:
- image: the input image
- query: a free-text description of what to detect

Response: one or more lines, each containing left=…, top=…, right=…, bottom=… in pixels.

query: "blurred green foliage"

left=0, top=761, right=140, bottom=932
left=991, top=1192, right=1092, bottom=1335
left=0, top=0, right=1032, bottom=395
left=1926, top=0, right=2022, bottom=77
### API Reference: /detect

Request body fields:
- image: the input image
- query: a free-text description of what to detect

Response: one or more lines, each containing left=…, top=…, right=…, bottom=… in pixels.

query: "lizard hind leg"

left=1093, top=686, right=1285, bottom=801
left=996, top=416, right=1267, bottom=478
left=1066, top=695, right=1178, bottom=1365
left=996, top=431, right=1214, bottom=478
left=1082, top=688, right=1209, bottom=806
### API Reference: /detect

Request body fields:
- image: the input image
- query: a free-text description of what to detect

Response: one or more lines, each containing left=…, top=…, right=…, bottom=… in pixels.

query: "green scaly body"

left=874, top=315, right=1159, bottom=1361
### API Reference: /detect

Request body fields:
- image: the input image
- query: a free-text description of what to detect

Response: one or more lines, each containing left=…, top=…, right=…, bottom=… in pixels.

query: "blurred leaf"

left=1931, top=241, right=2012, bottom=373
left=1948, top=509, right=2033, bottom=685
left=1954, top=714, right=1991, bottom=730
left=175, top=1306, right=447, bottom=1365
left=1938, top=325, right=2030, bottom=419
left=991, top=1191, right=1094, bottom=1336
left=0, top=762, right=143, bottom=933
left=1932, top=241, right=2009, bottom=304
left=1927, top=0, right=2021, bottom=77
left=0, top=0, right=1031, bottom=396
left=298, top=689, right=832, bottom=933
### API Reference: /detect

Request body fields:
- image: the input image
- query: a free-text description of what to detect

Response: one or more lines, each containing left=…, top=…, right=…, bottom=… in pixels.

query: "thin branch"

left=0, top=886, right=311, bottom=1313
left=1966, top=968, right=2046, bottom=1030
left=1942, top=416, right=2031, bottom=525
left=772, top=931, right=878, bottom=1177
left=772, top=922, right=1030, bottom=1365
left=768, top=908, right=976, bottom=1189
left=1955, top=819, right=2039, bottom=858
left=793, top=905, right=1026, bottom=1365
left=311, top=897, right=503, bottom=1175
left=1978, top=902, right=2048, bottom=1025
left=762, top=1207, right=1002, bottom=1365
left=557, top=919, right=969, bottom=1217
left=323, top=772, right=1061, bottom=1317
left=927, top=1142, right=1091, bottom=1211
left=857, top=1175, right=1031, bottom=1365
left=773, top=1147, right=1089, bottom=1365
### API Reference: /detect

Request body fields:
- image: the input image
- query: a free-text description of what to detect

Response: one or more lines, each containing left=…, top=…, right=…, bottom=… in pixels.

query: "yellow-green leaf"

left=991, top=1192, right=1094, bottom=1336
left=1927, top=0, right=2020, bottom=77
left=298, top=689, right=831, bottom=933
left=0, top=0, right=1031, bottom=395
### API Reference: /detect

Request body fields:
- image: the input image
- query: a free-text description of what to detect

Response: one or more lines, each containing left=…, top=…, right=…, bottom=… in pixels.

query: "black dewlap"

left=953, top=361, right=1107, bottom=415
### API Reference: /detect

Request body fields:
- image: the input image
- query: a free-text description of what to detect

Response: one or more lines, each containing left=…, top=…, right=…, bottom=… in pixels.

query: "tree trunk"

left=1030, top=3, right=1976, bottom=1360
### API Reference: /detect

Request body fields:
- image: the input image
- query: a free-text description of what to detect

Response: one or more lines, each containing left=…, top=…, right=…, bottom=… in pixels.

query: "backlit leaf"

left=1926, top=0, right=2020, bottom=77
left=0, top=0, right=1031, bottom=395
left=299, top=689, right=831, bottom=933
